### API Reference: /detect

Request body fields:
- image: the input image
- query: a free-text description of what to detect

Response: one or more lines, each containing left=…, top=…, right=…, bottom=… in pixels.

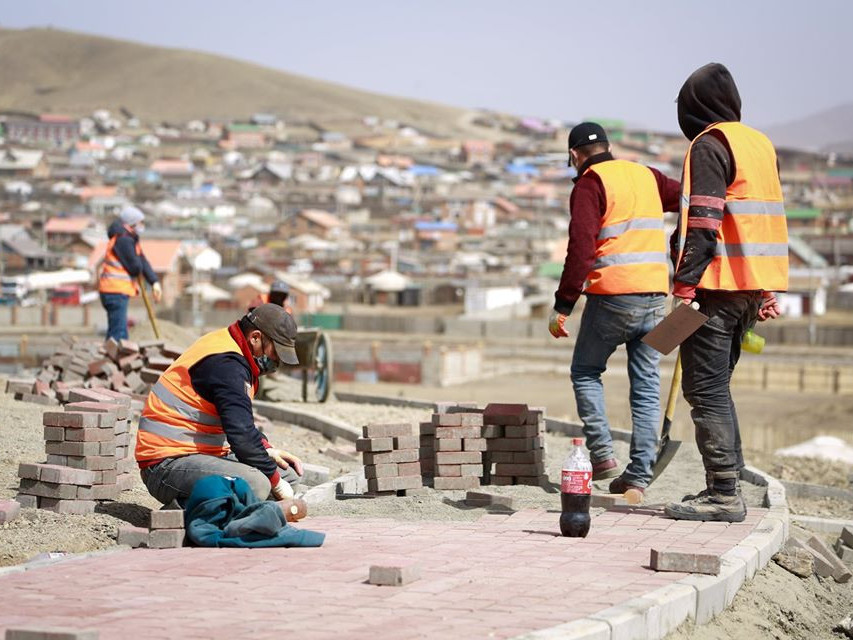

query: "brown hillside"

left=0, top=27, right=477, bottom=134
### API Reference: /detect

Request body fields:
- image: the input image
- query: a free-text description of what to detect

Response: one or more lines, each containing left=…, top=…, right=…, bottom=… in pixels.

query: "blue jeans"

left=100, top=292, right=130, bottom=341
left=571, top=294, right=666, bottom=487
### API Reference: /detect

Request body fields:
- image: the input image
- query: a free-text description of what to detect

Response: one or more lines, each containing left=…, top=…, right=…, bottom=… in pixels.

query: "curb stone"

left=253, top=400, right=360, bottom=442
left=790, top=514, right=853, bottom=535
left=511, top=464, right=788, bottom=640
left=0, top=546, right=131, bottom=579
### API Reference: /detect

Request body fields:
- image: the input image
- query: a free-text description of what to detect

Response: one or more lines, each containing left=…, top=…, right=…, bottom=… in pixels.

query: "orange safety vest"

left=583, top=159, right=669, bottom=295
left=98, top=227, right=141, bottom=296
left=678, top=122, right=788, bottom=292
left=135, top=327, right=257, bottom=463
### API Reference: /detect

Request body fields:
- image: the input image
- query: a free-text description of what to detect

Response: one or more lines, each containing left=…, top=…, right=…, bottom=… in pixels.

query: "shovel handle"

left=664, top=351, right=682, bottom=422
left=138, top=275, right=161, bottom=340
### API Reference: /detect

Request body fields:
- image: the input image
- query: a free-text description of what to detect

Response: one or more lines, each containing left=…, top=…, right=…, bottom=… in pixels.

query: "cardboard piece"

left=642, top=303, right=709, bottom=355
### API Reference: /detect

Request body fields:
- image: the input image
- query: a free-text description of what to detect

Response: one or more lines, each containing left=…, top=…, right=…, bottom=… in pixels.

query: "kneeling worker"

left=136, top=303, right=304, bottom=505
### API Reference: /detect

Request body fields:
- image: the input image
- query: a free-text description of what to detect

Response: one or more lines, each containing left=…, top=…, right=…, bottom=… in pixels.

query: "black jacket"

left=106, top=220, right=159, bottom=286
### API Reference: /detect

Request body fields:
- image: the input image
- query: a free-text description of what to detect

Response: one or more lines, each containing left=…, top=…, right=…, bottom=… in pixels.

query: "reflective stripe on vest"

left=678, top=122, right=789, bottom=292
left=98, top=230, right=141, bottom=296
left=583, top=159, right=669, bottom=295
left=135, top=328, right=255, bottom=463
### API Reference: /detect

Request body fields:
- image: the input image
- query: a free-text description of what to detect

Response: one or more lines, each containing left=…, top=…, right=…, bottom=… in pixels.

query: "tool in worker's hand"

left=138, top=274, right=161, bottom=339
left=651, top=350, right=682, bottom=482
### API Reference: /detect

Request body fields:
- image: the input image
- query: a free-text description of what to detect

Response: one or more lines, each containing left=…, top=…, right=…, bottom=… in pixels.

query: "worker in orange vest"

left=249, top=280, right=293, bottom=315
left=98, top=206, right=162, bottom=341
left=550, top=122, right=681, bottom=498
left=665, top=63, right=787, bottom=523
left=136, top=304, right=304, bottom=505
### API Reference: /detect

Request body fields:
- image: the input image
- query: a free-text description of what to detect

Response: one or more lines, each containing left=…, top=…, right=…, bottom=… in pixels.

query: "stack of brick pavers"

left=482, top=403, right=547, bottom=486
left=116, top=508, right=186, bottom=549
left=4, top=336, right=182, bottom=406
left=14, top=388, right=137, bottom=512
left=430, top=406, right=485, bottom=491
left=357, top=423, right=422, bottom=495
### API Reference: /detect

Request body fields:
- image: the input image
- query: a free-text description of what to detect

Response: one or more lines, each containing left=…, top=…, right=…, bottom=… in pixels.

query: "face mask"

left=254, top=337, right=280, bottom=375
left=134, top=223, right=145, bottom=234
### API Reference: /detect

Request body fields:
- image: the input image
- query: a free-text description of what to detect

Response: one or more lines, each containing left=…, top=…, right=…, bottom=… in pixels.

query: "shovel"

left=650, top=350, right=682, bottom=483
left=138, top=274, right=161, bottom=340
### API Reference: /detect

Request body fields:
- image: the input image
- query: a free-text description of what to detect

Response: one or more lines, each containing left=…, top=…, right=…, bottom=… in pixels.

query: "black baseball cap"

left=568, top=122, right=609, bottom=150
left=247, top=303, right=299, bottom=365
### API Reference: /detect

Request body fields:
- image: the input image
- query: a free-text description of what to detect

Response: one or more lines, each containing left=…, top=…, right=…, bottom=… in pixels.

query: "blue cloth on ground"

left=184, top=475, right=325, bottom=548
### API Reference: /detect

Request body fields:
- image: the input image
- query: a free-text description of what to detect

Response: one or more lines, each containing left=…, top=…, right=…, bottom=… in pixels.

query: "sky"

left=3, top=1, right=852, bottom=132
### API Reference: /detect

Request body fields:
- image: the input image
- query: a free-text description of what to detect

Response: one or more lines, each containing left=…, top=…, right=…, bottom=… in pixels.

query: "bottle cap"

left=572, top=438, right=583, bottom=446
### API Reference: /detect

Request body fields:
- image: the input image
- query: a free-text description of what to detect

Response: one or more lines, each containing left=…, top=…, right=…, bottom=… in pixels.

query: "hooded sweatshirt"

left=671, top=63, right=745, bottom=297
left=106, top=219, right=159, bottom=287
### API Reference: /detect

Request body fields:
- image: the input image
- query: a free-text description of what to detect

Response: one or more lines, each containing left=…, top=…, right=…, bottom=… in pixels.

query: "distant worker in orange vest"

left=136, top=303, right=303, bottom=505
left=666, top=63, right=787, bottom=523
left=249, top=280, right=293, bottom=315
left=550, top=122, right=680, bottom=498
left=98, top=206, right=162, bottom=341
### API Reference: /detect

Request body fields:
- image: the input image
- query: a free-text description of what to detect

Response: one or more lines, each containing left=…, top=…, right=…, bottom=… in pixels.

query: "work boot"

left=667, top=471, right=745, bottom=522
left=592, top=458, right=620, bottom=481
left=681, top=472, right=713, bottom=502
left=608, top=475, right=645, bottom=505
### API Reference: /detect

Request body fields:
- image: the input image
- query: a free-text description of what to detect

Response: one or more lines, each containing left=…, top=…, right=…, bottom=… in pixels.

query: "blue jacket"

left=107, top=219, right=158, bottom=285
left=184, top=475, right=325, bottom=548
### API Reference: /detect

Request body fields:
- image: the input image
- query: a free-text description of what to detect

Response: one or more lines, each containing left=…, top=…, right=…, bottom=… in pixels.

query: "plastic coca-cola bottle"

left=560, top=438, right=592, bottom=537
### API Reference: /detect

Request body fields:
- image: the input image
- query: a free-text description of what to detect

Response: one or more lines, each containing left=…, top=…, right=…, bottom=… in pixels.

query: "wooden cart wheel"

left=300, top=332, right=333, bottom=403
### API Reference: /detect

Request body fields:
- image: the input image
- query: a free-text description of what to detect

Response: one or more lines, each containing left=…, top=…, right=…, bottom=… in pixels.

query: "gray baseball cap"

left=247, top=303, right=299, bottom=365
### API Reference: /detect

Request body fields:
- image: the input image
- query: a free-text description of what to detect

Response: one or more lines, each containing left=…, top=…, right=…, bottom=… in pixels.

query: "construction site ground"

left=0, top=321, right=851, bottom=638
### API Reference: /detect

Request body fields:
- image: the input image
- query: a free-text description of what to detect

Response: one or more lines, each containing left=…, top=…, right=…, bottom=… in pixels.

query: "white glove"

left=152, top=282, right=163, bottom=303
left=271, top=478, right=294, bottom=500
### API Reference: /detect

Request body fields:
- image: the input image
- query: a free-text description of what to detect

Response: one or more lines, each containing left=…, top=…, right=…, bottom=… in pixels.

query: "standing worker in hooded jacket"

left=98, top=206, right=162, bottom=341
left=550, top=122, right=680, bottom=498
left=665, top=63, right=787, bottom=523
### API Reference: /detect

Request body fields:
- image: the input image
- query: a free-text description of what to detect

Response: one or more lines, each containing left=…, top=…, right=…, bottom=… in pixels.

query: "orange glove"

left=548, top=309, right=569, bottom=339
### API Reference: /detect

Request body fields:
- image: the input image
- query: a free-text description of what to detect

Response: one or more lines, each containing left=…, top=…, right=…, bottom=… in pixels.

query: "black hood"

left=107, top=219, right=132, bottom=239
left=677, top=63, right=741, bottom=140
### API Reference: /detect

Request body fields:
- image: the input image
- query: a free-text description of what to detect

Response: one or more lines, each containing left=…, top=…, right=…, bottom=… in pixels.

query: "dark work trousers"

left=680, top=290, right=762, bottom=475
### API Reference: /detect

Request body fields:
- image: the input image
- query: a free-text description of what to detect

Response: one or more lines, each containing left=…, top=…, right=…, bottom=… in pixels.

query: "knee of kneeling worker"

left=243, top=468, right=273, bottom=501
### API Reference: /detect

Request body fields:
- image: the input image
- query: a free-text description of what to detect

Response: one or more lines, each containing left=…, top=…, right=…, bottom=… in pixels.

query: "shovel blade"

left=651, top=436, right=682, bottom=482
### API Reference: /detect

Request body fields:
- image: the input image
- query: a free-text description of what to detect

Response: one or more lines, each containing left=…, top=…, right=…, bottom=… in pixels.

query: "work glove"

left=757, top=292, right=781, bottom=321
left=271, top=478, right=294, bottom=501
left=548, top=309, right=569, bottom=339
left=152, top=282, right=163, bottom=303
left=267, top=448, right=304, bottom=477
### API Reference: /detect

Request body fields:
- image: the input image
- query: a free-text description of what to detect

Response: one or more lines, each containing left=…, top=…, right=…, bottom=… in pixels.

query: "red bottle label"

left=561, top=469, right=591, bottom=494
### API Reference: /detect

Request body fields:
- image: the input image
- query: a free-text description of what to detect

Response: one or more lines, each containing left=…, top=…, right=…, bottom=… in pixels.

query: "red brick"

left=650, top=548, right=721, bottom=575
left=16, top=393, right=59, bottom=406
left=494, top=463, right=544, bottom=476
left=432, top=413, right=462, bottom=427
left=64, top=428, right=114, bottom=443
left=460, top=464, right=484, bottom=477
left=362, top=449, right=419, bottom=465
left=36, top=464, right=96, bottom=486
left=435, top=426, right=481, bottom=439
left=77, top=484, right=119, bottom=501
left=367, top=475, right=422, bottom=492
left=397, top=462, right=422, bottom=477
left=5, top=378, right=35, bottom=395
left=483, top=403, right=529, bottom=426
left=436, top=464, right=461, bottom=477
left=362, top=423, right=413, bottom=438
left=43, top=426, right=65, bottom=441
left=392, top=435, right=419, bottom=450
left=148, top=528, right=185, bottom=549
left=0, top=499, right=22, bottom=524
left=419, top=421, right=436, bottom=436
left=459, top=413, right=484, bottom=427
left=150, top=509, right=185, bottom=529
left=17, top=463, right=41, bottom=481
left=435, top=438, right=462, bottom=452
left=64, top=402, right=122, bottom=424
left=490, top=476, right=515, bottom=486
left=46, top=454, right=67, bottom=466
left=433, top=476, right=480, bottom=490
left=38, top=498, right=97, bottom=514
left=356, top=437, right=393, bottom=452
left=510, top=450, right=544, bottom=464
left=368, top=564, right=421, bottom=586
left=15, top=494, right=38, bottom=508
left=463, top=438, right=487, bottom=452
left=482, top=425, right=504, bottom=439
left=105, top=337, right=120, bottom=360
left=99, top=441, right=117, bottom=456
left=117, top=525, right=150, bottom=548
left=67, top=388, right=114, bottom=405
left=94, top=469, right=118, bottom=484
left=504, top=424, right=540, bottom=438
left=93, top=389, right=132, bottom=407
left=65, top=456, right=116, bottom=471
left=47, top=441, right=101, bottom=457
left=488, top=437, right=543, bottom=452
left=119, top=338, right=140, bottom=354
left=364, top=464, right=398, bottom=479
left=435, top=451, right=482, bottom=465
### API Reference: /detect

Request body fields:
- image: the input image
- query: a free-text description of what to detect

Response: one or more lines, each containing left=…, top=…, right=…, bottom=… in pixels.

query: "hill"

left=765, top=102, right=853, bottom=154
left=0, top=27, right=478, bottom=136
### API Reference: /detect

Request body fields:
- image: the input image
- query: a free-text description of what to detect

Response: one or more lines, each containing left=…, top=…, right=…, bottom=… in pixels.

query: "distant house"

left=460, top=140, right=495, bottom=166
left=3, top=115, right=80, bottom=146
left=148, top=159, right=195, bottom=187
left=271, top=272, right=330, bottom=314
left=0, top=224, right=59, bottom=273
left=279, top=209, right=345, bottom=240
left=245, top=162, right=292, bottom=186
left=0, top=149, right=48, bottom=178
left=414, top=221, right=458, bottom=251
left=88, top=238, right=184, bottom=307
left=219, top=124, right=269, bottom=150
left=44, top=216, right=101, bottom=253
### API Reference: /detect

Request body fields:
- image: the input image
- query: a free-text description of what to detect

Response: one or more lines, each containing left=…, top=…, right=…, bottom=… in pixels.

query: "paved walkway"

left=0, top=506, right=766, bottom=640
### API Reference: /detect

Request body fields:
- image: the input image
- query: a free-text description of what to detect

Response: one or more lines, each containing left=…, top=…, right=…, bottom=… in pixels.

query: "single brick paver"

left=0, top=507, right=766, bottom=640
